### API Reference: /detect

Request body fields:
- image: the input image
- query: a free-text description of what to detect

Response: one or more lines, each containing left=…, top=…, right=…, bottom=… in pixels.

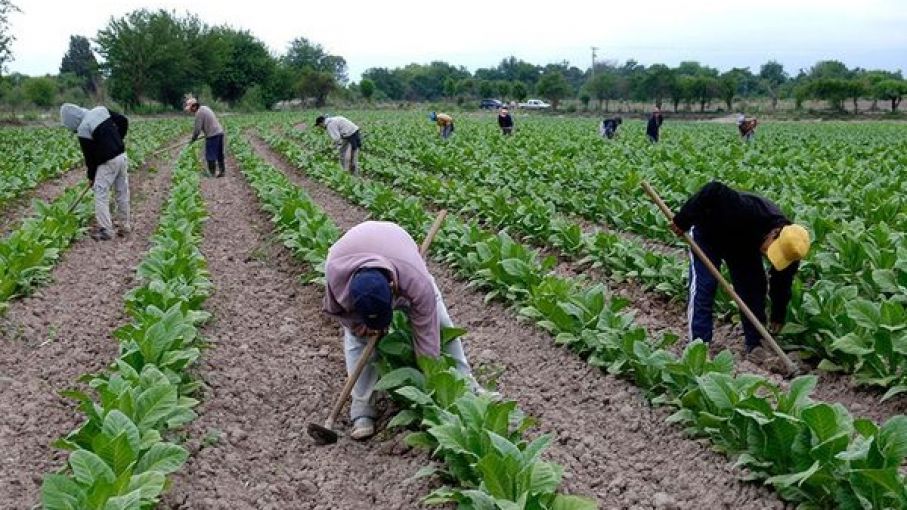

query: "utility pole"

left=591, top=46, right=599, bottom=79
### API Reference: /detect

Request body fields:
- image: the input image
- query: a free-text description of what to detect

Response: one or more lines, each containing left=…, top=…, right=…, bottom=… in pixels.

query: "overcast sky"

left=6, top=0, right=906, bottom=81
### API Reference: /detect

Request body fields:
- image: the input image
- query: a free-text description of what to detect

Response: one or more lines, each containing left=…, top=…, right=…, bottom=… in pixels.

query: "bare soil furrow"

left=162, top=156, right=434, bottom=510
left=0, top=153, right=177, bottom=508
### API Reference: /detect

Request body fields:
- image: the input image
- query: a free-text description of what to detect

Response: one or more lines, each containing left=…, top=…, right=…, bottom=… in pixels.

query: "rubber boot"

left=216, top=158, right=226, bottom=178
left=206, top=160, right=216, bottom=177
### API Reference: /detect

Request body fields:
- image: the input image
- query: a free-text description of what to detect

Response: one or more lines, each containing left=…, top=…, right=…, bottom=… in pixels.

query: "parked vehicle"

left=518, top=99, right=551, bottom=109
left=480, top=99, right=504, bottom=109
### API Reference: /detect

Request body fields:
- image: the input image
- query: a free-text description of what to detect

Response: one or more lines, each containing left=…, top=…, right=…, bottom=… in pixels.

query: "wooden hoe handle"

left=641, top=182, right=798, bottom=375
left=323, top=209, right=449, bottom=430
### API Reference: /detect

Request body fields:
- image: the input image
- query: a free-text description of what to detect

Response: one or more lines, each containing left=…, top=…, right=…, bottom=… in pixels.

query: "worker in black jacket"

left=497, top=107, right=514, bottom=135
left=671, top=181, right=810, bottom=359
left=600, top=116, right=622, bottom=139
left=646, top=108, right=663, bottom=143
left=60, top=103, right=130, bottom=241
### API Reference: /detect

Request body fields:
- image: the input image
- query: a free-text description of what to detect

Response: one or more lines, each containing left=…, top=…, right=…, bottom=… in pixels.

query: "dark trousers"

left=205, top=133, right=226, bottom=174
left=687, top=226, right=766, bottom=350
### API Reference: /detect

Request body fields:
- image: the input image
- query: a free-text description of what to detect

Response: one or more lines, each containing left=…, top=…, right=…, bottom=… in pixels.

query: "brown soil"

left=247, top=134, right=787, bottom=509
left=0, top=165, right=85, bottom=236
left=161, top=156, right=436, bottom=509
left=0, top=152, right=178, bottom=508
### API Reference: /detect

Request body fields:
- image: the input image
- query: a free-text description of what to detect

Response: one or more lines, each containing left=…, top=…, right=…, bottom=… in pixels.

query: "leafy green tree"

left=691, top=75, right=719, bottom=111
left=496, top=80, right=510, bottom=101
left=478, top=80, right=495, bottom=99
left=584, top=72, right=617, bottom=111
left=362, top=67, right=405, bottom=100
left=809, top=60, right=851, bottom=80
left=809, top=78, right=852, bottom=110
left=284, top=37, right=347, bottom=84
left=670, top=75, right=695, bottom=112
left=718, top=71, right=739, bottom=111
left=96, top=9, right=212, bottom=108
left=0, top=0, right=17, bottom=74
left=874, top=79, right=907, bottom=112
left=641, top=64, right=675, bottom=109
left=536, top=70, right=572, bottom=110
left=443, top=77, right=456, bottom=98
left=511, top=81, right=528, bottom=102
left=60, top=35, right=98, bottom=93
left=22, top=76, right=55, bottom=107
left=579, top=91, right=590, bottom=110
left=209, top=28, right=275, bottom=104
left=759, top=60, right=788, bottom=111
left=360, top=78, right=375, bottom=102
left=296, top=68, right=335, bottom=106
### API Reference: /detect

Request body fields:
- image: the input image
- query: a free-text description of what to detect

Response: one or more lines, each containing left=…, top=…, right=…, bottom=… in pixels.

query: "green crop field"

left=2, top=112, right=906, bottom=509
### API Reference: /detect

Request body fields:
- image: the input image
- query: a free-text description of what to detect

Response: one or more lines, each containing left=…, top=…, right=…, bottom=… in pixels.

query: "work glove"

left=670, top=222, right=685, bottom=237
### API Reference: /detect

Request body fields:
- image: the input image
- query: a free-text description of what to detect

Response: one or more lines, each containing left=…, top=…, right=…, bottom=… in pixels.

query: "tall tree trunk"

left=673, top=99, right=679, bottom=113
left=604, top=99, right=609, bottom=112
left=771, top=95, right=778, bottom=111
left=853, top=97, right=859, bottom=113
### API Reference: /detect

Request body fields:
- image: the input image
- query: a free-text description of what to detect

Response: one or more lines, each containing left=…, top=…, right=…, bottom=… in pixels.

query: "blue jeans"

left=687, top=227, right=765, bottom=350
left=441, top=124, right=454, bottom=139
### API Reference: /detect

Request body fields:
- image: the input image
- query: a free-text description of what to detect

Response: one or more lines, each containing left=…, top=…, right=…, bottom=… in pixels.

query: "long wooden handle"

left=324, top=333, right=380, bottom=429
left=420, top=209, right=447, bottom=257
left=324, top=209, right=449, bottom=429
left=641, top=181, right=797, bottom=374
left=66, top=185, right=92, bottom=215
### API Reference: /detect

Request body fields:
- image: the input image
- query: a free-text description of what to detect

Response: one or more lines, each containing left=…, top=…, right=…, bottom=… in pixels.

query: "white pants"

left=338, top=141, right=360, bottom=174
left=343, top=278, right=473, bottom=420
left=93, top=154, right=130, bottom=235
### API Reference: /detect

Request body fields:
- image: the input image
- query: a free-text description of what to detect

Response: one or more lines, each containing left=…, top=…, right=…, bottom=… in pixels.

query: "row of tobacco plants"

left=40, top=146, right=210, bottom=509
left=260, top=122, right=907, bottom=509
left=231, top=134, right=596, bottom=509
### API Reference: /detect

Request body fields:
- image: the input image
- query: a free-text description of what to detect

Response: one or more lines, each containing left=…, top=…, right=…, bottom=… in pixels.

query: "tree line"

left=0, top=5, right=905, bottom=114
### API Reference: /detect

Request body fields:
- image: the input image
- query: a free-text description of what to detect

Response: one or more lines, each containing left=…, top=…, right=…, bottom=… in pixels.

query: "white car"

left=518, top=99, right=551, bottom=110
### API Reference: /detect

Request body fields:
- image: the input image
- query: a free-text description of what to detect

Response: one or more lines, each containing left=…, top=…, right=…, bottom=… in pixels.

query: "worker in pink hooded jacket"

left=323, top=221, right=486, bottom=439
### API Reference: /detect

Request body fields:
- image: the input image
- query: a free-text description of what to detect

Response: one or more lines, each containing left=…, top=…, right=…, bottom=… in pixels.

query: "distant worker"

left=670, top=181, right=811, bottom=363
left=315, top=115, right=362, bottom=174
left=430, top=112, right=455, bottom=139
left=60, top=103, right=130, bottom=241
left=646, top=108, right=664, bottom=143
left=737, top=114, right=758, bottom=142
left=185, top=96, right=226, bottom=177
left=323, top=221, right=485, bottom=439
left=599, top=116, right=622, bottom=139
left=498, top=107, right=514, bottom=135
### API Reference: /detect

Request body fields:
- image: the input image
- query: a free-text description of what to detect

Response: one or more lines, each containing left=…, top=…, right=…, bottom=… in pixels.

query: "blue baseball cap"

left=350, top=268, right=393, bottom=330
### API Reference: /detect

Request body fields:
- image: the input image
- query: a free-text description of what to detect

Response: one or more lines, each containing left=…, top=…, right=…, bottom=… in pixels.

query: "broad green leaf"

left=551, top=494, right=599, bottom=510
left=41, top=474, right=85, bottom=510
left=69, top=449, right=116, bottom=486
left=135, top=442, right=187, bottom=475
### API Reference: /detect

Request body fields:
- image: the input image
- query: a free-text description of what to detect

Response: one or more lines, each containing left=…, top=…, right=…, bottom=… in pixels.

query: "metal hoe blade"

left=307, top=422, right=338, bottom=445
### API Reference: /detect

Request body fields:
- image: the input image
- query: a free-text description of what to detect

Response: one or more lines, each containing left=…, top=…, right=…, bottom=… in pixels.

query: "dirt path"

left=0, top=153, right=177, bottom=507
left=248, top=135, right=787, bottom=509
left=162, top=156, right=435, bottom=509
left=0, top=165, right=84, bottom=236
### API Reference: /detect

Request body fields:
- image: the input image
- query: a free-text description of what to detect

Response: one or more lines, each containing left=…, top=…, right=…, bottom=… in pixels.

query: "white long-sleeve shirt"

left=324, top=116, right=359, bottom=145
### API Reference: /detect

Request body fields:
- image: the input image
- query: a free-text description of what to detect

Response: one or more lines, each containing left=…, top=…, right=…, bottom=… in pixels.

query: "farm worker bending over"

left=430, top=111, right=455, bottom=139
left=737, top=114, right=758, bottom=142
left=671, top=181, right=810, bottom=362
left=600, top=116, right=622, bottom=139
left=60, top=103, right=130, bottom=241
left=185, top=97, right=226, bottom=177
left=315, top=115, right=361, bottom=174
left=498, top=107, right=514, bottom=135
left=324, top=221, right=483, bottom=440
left=646, top=108, right=664, bottom=143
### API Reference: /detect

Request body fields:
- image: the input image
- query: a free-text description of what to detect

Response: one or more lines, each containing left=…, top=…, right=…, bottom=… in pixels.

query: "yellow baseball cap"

left=766, top=224, right=811, bottom=271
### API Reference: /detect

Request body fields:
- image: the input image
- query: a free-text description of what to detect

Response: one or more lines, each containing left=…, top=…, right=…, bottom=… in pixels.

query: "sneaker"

left=350, top=417, right=375, bottom=441
left=90, top=229, right=112, bottom=241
